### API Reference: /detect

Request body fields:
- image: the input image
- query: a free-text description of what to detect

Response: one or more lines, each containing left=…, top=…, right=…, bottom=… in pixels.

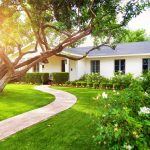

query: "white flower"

left=124, top=145, right=132, bottom=150
left=102, top=92, right=108, bottom=99
left=113, top=89, right=116, bottom=92
left=116, top=92, right=119, bottom=95
left=135, top=135, right=139, bottom=138
left=123, top=107, right=127, bottom=110
left=114, top=124, right=118, bottom=127
left=104, top=141, right=106, bottom=144
left=114, top=127, right=118, bottom=132
left=102, top=114, right=106, bottom=117
left=93, top=94, right=101, bottom=100
left=144, top=92, right=149, bottom=97
left=138, top=107, right=150, bottom=115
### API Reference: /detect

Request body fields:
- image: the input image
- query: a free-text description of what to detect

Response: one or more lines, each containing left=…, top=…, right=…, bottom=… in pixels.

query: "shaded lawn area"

left=0, top=84, right=54, bottom=121
left=0, top=87, right=112, bottom=150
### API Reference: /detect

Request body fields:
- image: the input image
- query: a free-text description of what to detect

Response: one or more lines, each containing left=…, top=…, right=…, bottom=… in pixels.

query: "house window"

left=33, top=63, right=39, bottom=72
left=143, top=58, right=150, bottom=73
left=115, top=59, right=125, bottom=74
left=91, top=60, right=100, bottom=73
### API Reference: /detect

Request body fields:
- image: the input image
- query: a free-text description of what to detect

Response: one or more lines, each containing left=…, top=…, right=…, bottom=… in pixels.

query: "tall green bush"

left=20, top=73, right=49, bottom=84
left=52, top=72, right=69, bottom=84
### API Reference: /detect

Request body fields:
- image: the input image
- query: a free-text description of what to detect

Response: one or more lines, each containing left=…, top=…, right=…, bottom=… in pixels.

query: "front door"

left=61, top=60, right=66, bottom=72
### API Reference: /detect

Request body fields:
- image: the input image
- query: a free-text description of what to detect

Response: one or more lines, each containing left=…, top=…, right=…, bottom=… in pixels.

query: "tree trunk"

left=0, top=72, right=11, bottom=92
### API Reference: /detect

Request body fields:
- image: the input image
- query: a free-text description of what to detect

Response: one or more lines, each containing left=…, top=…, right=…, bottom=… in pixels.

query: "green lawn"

left=0, top=87, right=111, bottom=150
left=0, top=84, right=54, bottom=121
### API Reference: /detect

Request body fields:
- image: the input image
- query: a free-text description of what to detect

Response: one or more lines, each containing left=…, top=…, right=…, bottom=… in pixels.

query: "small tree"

left=0, top=0, right=149, bottom=92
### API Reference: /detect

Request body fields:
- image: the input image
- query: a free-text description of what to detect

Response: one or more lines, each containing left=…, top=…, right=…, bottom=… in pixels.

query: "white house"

left=20, top=41, right=150, bottom=81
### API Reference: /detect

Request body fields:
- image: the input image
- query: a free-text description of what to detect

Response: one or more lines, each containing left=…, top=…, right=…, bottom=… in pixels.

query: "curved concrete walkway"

left=0, top=85, right=77, bottom=140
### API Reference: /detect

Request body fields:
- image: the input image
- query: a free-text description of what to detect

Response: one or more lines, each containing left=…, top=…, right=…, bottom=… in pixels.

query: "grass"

left=0, top=86, right=112, bottom=150
left=0, top=84, right=54, bottom=121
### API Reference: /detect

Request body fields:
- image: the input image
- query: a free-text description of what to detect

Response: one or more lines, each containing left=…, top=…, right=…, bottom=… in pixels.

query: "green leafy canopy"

left=0, top=0, right=150, bottom=51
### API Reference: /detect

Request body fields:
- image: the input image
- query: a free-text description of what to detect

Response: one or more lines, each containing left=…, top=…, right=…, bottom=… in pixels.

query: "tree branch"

left=43, top=24, right=71, bottom=37
left=0, top=49, right=14, bottom=73
left=14, top=41, right=38, bottom=66
left=89, top=0, right=96, bottom=18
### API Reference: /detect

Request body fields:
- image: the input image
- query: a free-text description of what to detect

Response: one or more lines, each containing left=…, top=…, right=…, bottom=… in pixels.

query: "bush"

left=141, top=71, right=150, bottom=91
left=85, top=73, right=106, bottom=84
left=76, top=81, right=82, bottom=87
left=20, top=73, right=49, bottom=84
left=87, top=82, right=93, bottom=88
left=93, top=83, right=100, bottom=89
left=112, top=73, right=133, bottom=89
left=70, top=81, right=76, bottom=86
left=81, top=81, right=87, bottom=87
left=106, top=82, right=113, bottom=89
left=100, top=83, right=107, bottom=89
left=65, top=81, right=71, bottom=86
left=78, top=74, right=88, bottom=81
left=52, top=72, right=69, bottom=84
left=94, top=81, right=150, bottom=149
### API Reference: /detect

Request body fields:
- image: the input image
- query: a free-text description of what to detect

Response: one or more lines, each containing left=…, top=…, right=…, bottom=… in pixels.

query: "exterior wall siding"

left=42, top=56, right=67, bottom=73
left=27, top=54, right=150, bottom=81
left=69, top=55, right=150, bottom=80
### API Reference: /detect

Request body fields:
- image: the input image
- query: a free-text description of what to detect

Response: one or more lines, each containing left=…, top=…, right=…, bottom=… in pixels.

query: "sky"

left=127, top=8, right=150, bottom=35
left=81, top=8, right=150, bottom=46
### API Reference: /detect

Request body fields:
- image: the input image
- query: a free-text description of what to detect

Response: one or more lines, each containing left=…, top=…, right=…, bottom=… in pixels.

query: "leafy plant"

left=112, top=73, right=133, bottom=89
left=94, top=81, right=150, bottom=149
left=141, top=71, right=150, bottom=91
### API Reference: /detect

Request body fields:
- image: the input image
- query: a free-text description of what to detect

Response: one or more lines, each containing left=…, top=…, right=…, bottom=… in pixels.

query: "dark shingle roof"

left=64, top=41, right=150, bottom=57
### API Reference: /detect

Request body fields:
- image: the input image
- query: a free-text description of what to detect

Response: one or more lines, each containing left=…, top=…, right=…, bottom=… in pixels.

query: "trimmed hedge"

left=52, top=72, right=69, bottom=84
left=20, top=73, right=49, bottom=84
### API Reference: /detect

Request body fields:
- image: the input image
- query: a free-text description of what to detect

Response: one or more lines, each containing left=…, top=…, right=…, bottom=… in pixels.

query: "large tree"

left=0, top=0, right=149, bottom=92
left=114, top=29, right=150, bottom=43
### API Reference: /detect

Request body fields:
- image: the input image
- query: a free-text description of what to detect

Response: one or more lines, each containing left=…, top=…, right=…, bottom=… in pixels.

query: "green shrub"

left=112, top=73, right=133, bottom=89
left=93, top=83, right=100, bottom=89
left=87, top=82, right=93, bottom=88
left=65, top=81, right=71, bottom=86
left=81, top=81, right=87, bottom=87
left=70, top=81, right=76, bottom=86
left=78, top=74, right=88, bottom=81
left=76, top=81, right=82, bottom=87
left=20, top=73, right=49, bottom=84
left=100, top=83, right=107, bottom=89
left=94, top=81, right=150, bottom=149
left=141, top=71, right=150, bottom=91
left=52, top=72, right=69, bottom=84
left=85, top=73, right=106, bottom=84
left=41, top=73, right=50, bottom=84
left=106, top=82, right=113, bottom=89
